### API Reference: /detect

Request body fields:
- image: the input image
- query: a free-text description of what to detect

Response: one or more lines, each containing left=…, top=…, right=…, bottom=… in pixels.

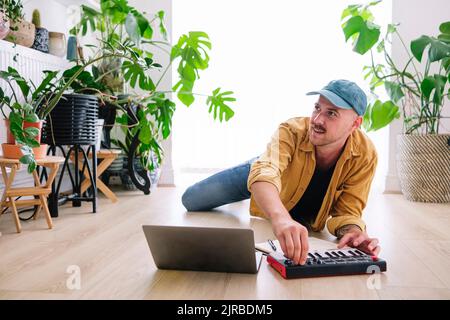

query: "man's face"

left=309, top=95, right=362, bottom=147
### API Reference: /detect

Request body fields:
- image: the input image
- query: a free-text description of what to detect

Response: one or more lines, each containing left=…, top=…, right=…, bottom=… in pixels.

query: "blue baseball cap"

left=306, top=79, right=367, bottom=116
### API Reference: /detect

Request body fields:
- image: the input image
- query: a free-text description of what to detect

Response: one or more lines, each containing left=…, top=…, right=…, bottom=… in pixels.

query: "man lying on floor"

left=182, top=79, right=380, bottom=266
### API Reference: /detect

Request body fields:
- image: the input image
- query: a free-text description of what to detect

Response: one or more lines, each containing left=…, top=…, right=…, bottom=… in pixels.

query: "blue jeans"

left=182, top=157, right=258, bottom=211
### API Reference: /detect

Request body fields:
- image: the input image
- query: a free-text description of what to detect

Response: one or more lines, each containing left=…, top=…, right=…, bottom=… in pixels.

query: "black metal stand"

left=127, top=130, right=151, bottom=195
left=45, top=144, right=97, bottom=217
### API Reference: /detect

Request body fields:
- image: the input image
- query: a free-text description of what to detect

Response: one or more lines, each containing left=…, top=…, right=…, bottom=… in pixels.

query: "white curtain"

left=172, top=0, right=392, bottom=191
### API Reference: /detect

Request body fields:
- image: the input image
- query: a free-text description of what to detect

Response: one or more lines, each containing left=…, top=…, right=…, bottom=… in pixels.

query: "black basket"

left=42, top=93, right=99, bottom=145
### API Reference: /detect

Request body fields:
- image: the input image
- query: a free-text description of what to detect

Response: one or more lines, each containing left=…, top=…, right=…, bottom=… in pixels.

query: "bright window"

left=173, top=0, right=392, bottom=191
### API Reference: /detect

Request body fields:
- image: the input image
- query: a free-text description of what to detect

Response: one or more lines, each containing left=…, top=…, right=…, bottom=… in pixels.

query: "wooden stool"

left=71, top=149, right=120, bottom=203
left=0, top=156, right=65, bottom=233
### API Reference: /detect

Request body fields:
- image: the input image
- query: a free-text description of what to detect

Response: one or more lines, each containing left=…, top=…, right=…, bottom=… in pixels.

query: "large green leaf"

left=18, top=146, right=37, bottom=173
left=172, top=32, right=212, bottom=106
left=206, top=88, right=236, bottom=122
left=24, top=126, right=39, bottom=138
left=77, top=5, right=100, bottom=36
left=384, top=81, right=404, bottom=103
left=31, top=70, right=58, bottom=101
left=363, top=100, right=400, bottom=131
left=439, top=21, right=450, bottom=43
left=156, top=11, right=168, bottom=40
left=411, top=35, right=450, bottom=62
left=131, top=9, right=153, bottom=39
left=420, top=75, right=447, bottom=104
left=6, top=67, right=30, bottom=100
left=342, top=16, right=381, bottom=55
left=122, top=60, right=155, bottom=91
left=138, top=123, right=152, bottom=144
left=63, top=65, right=105, bottom=91
left=146, top=93, right=176, bottom=139
left=173, top=78, right=195, bottom=107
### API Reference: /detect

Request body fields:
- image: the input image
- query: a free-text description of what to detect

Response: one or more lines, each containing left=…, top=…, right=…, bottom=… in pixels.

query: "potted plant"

left=0, top=0, right=21, bottom=40
left=1, top=0, right=35, bottom=47
left=68, top=0, right=236, bottom=192
left=341, top=1, right=450, bottom=202
left=0, top=45, right=130, bottom=173
left=0, top=67, right=56, bottom=173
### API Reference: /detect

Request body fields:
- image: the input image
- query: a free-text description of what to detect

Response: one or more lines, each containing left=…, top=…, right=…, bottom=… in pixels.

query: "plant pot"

left=48, top=31, right=66, bottom=57
left=6, top=19, right=36, bottom=47
left=42, top=94, right=98, bottom=145
left=396, top=134, right=450, bottom=203
left=32, top=27, right=49, bottom=53
left=0, top=11, right=10, bottom=40
left=2, top=143, right=48, bottom=160
left=4, top=119, right=43, bottom=144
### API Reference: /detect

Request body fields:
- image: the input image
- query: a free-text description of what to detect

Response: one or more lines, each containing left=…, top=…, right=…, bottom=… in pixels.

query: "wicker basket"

left=396, top=134, right=450, bottom=203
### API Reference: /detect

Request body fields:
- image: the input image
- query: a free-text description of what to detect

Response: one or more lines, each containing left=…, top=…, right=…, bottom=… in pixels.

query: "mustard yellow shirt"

left=247, top=117, right=377, bottom=236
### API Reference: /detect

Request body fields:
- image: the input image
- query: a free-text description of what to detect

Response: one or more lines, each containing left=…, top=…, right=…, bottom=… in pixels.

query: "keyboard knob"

left=284, top=259, right=293, bottom=266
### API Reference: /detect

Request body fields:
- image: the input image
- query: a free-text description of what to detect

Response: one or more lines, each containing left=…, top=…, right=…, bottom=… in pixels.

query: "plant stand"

left=71, top=149, right=120, bottom=203
left=0, top=156, right=64, bottom=233
left=42, top=93, right=99, bottom=217
left=45, top=145, right=97, bottom=217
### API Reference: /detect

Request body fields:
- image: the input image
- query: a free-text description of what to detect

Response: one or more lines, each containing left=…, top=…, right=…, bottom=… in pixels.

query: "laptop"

left=142, top=225, right=263, bottom=274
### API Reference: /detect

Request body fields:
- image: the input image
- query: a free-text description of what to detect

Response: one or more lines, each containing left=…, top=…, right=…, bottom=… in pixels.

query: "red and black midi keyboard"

left=267, top=248, right=387, bottom=279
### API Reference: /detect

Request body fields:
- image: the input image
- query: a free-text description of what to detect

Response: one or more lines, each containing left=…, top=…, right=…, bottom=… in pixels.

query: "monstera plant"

left=341, top=0, right=450, bottom=203
left=341, top=0, right=450, bottom=134
left=68, top=0, right=235, bottom=183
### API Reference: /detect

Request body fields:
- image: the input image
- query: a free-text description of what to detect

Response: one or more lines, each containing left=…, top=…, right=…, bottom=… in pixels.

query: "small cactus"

left=31, top=9, right=41, bottom=28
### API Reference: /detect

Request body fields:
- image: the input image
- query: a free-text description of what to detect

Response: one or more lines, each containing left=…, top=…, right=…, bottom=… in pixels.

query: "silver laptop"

left=142, top=225, right=263, bottom=274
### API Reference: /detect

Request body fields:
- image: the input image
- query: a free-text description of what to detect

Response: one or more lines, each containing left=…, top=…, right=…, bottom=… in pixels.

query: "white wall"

left=128, top=0, right=174, bottom=186
left=385, top=0, right=450, bottom=193
left=23, top=0, right=70, bottom=35
left=172, top=0, right=391, bottom=192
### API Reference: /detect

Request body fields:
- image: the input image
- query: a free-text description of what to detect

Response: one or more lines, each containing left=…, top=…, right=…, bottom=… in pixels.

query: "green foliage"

left=0, top=0, right=24, bottom=25
left=0, top=66, right=50, bottom=172
left=341, top=1, right=450, bottom=134
left=207, top=88, right=236, bottom=122
left=68, top=0, right=236, bottom=172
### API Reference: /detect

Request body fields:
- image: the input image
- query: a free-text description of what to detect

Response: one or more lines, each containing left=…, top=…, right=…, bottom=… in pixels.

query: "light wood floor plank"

left=0, top=176, right=449, bottom=299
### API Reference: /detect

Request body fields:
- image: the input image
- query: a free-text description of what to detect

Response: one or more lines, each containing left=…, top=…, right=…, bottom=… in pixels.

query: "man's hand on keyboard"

left=272, top=216, right=309, bottom=265
left=337, top=225, right=380, bottom=256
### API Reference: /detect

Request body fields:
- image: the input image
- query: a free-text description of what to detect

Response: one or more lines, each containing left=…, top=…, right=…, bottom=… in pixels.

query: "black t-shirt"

left=289, top=164, right=336, bottom=229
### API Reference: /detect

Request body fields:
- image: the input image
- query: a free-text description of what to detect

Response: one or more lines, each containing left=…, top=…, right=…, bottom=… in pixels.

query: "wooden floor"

left=0, top=176, right=449, bottom=300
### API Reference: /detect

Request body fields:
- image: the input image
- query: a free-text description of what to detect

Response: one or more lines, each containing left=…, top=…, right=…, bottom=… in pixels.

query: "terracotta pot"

left=0, top=10, right=10, bottom=40
left=4, top=119, right=15, bottom=144
left=2, top=143, right=48, bottom=160
left=6, top=19, right=36, bottom=47
left=4, top=119, right=43, bottom=144
left=48, top=31, right=66, bottom=57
